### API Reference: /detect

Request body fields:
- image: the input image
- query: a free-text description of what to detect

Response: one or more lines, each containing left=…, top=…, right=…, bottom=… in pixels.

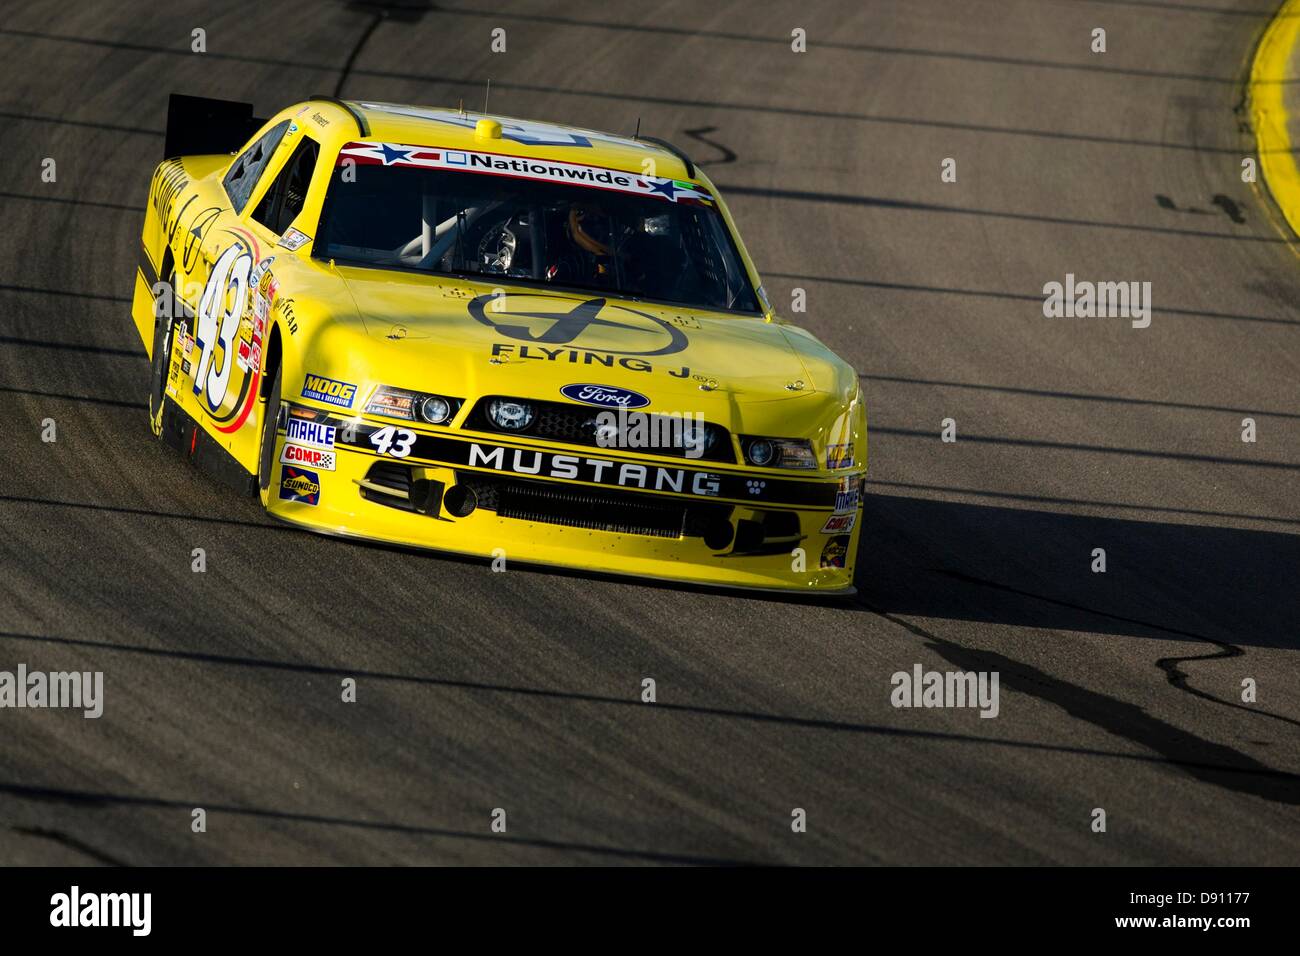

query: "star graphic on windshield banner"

left=376, top=143, right=415, bottom=165
left=648, top=179, right=680, bottom=200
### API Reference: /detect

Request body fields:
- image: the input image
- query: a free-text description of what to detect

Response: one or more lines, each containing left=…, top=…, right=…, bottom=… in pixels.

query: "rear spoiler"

left=164, top=93, right=267, bottom=159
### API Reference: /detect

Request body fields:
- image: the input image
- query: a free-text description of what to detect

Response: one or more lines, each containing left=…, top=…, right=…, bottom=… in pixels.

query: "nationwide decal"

left=559, top=383, right=651, bottom=409
left=280, top=443, right=336, bottom=471
left=301, top=374, right=357, bottom=408
left=285, top=418, right=336, bottom=449
left=826, top=443, right=854, bottom=470
left=279, top=466, right=321, bottom=504
left=337, top=141, right=714, bottom=204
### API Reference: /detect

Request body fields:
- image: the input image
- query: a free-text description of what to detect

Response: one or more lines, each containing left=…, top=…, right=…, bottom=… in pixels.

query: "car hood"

left=333, top=267, right=840, bottom=403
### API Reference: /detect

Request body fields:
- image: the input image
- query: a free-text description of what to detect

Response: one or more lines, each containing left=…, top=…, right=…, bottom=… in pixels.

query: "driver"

left=546, top=202, right=615, bottom=283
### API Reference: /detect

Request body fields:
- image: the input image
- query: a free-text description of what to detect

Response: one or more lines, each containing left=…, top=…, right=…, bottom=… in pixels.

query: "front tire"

left=258, top=362, right=284, bottom=506
left=147, top=270, right=177, bottom=437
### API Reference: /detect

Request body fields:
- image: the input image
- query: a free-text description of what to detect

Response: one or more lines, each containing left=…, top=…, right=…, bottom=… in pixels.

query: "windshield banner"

left=337, top=141, right=714, bottom=205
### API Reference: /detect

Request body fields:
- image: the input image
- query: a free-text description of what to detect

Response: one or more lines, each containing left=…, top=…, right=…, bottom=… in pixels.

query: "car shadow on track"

left=857, top=492, right=1300, bottom=651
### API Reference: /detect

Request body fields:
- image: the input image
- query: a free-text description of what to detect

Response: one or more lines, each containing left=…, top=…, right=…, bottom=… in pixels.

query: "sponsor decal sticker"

left=285, top=418, right=337, bottom=449
left=560, top=383, right=651, bottom=409
left=278, top=228, right=311, bottom=251
left=467, top=442, right=722, bottom=497
left=833, top=476, right=861, bottom=515
left=821, top=512, right=856, bottom=534
left=280, top=443, right=336, bottom=471
left=338, top=141, right=714, bottom=205
left=826, top=443, right=854, bottom=469
left=302, top=374, right=357, bottom=408
left=279, top=466, right=321, bottom=505
left=820, top=535, right=851, bottom=569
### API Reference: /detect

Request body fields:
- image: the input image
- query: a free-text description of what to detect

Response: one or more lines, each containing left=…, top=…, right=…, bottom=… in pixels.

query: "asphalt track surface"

left=1, top=0, right=1298, bottom=866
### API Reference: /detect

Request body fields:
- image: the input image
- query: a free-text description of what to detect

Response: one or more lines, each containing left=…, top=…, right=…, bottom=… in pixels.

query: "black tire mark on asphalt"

left=0, top=495, right=283, bottom=532
left=853, top=597, right=1300, bottom=805
left=426, top=3, right=1251, bottom=81
left=682, top=126, right=736, bottom=165
left=334, top=8, right=387, bottom=99
left=869, top=479, right=1300, bottom=528
left=0, top=782, right=755, bottom=865
left=0, top=283, right=130, bottom=304
left=1212, top=194, right=1247, bottom=223
left=0, top=386, right=145, bottom=409
left=763, top=272, right=1300, bottom=327
left=859, top=373, right=1300, bottom=419
left=872, top=426, right=1300, bottom=471
left=2, top=629, right=1293, bottom=779
left=10, top=826, right=128, bottom=866
left=0, top=28, right=1266, bottom=155
left=1155, top=649, right=1300, bottom=730
left=936, top=569, right=1300, bottom=731
left=0, top=336, right=141, bottom=358
left=717, top=184, right=1284, bottom=242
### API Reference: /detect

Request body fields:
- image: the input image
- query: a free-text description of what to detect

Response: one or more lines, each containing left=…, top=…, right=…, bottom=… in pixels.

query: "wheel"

left=147, top=268, right=177, bottom=437
left=257, top=361, right=284, bottom=504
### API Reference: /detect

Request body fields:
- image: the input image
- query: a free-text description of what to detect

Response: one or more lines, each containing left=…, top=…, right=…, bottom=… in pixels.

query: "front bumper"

left=268, top=403, right=863, bottom=593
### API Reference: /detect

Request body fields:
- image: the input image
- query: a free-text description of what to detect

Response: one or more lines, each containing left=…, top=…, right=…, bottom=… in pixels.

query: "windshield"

left=316, top=145, right=761, bottom=313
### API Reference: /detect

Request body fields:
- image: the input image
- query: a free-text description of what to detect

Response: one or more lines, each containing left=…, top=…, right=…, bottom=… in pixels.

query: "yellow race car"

left=133, top=95, right=866, bottom=593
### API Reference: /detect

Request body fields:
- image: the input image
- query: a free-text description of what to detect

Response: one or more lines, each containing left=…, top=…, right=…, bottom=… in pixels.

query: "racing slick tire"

left=257, top=362, right=283, bottom=504
left=147, top=267, right=177, bottom=437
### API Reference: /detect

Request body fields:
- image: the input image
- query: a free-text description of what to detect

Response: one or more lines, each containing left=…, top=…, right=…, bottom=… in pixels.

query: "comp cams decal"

left=280, top=444, right=336, bottom=471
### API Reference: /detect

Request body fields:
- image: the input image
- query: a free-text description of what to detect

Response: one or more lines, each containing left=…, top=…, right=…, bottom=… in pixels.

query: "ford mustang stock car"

left=132, top=94, right=866, bottom=593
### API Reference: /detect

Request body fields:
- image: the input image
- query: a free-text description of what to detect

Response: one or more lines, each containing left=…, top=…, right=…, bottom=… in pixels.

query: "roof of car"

left=304, top=99, right=698, bottom=182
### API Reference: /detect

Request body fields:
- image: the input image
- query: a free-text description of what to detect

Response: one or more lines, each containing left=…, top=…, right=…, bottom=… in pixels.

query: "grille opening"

left=458, top=473, right=731, bottom=539
left=359, top=462, right=415, bottom=510
left=463, top=397, right=736, bottom=463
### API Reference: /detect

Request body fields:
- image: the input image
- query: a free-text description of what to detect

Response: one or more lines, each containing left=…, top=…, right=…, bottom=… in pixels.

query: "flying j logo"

left=470, top=294, right=688, bottom=357
left=279, top=466, right=321, bottom=504
left=301, top=374, right=357, bottom=408
left=280, top=444, right=336, bottom=471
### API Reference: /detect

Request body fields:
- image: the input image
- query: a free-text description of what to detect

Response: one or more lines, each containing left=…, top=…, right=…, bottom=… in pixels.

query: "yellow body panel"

left=133, top=99, right=867, bottom=593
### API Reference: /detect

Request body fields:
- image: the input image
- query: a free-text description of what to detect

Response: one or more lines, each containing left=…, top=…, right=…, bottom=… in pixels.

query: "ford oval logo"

left=560, top=383, right=651, bottom=409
